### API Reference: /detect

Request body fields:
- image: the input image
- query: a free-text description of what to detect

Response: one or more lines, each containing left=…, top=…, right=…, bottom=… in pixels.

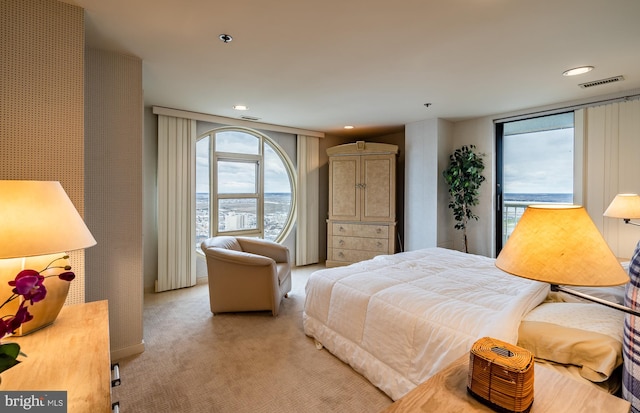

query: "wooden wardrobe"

left=326, top=141, right=398, bottom=267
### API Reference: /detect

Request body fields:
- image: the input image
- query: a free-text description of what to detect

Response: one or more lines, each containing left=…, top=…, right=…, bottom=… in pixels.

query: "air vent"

left=579, top=75, right=624, bottom=89
left=240, top=115, right=261, bottom=121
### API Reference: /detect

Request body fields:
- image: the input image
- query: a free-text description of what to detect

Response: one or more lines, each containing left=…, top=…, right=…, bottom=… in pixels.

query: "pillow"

left=517, top=302, right=624, bottom=382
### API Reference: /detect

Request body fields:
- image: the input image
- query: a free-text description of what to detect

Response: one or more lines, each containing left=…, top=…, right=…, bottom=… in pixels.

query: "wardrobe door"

left=361, top=154, right=395, bottom=222
left=329, top=155, right=360, bottom=221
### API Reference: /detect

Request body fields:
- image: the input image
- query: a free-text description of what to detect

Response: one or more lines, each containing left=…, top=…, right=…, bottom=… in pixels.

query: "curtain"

left=296, top=135, right=320, bottom=265
left=582, top=98, right=640, bottom=259
left=156, top=115, right=197, bottom=292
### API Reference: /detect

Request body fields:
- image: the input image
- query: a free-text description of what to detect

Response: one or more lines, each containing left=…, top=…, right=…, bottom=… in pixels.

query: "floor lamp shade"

left=496, top=205, right=629, bottom=287
left=0, top=180, right=97, bottom=335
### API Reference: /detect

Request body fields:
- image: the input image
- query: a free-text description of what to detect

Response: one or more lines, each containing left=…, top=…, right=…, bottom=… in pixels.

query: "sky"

left=503, top=127, right=573, bottom=194
left=196, top=131, right=293, bottom=194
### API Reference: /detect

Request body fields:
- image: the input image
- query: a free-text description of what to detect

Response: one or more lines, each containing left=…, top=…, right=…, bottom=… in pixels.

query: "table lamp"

left=0, top=180, right=97, bottom=335
left=495, top=204, right=636, bottom=315
left=604, top=193, right=640, bottom=227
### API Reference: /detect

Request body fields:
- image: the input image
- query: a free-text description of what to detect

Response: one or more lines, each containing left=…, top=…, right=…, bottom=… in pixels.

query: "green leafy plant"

left=0, top=256, right=75, bottom=373
left=443, top=145, right=486, bottom=253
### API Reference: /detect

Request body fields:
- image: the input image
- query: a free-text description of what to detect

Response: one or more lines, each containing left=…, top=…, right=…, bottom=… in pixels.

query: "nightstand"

left=381, top=355, right=630, bottom=413
left=0, top=301, right=113, bottom=412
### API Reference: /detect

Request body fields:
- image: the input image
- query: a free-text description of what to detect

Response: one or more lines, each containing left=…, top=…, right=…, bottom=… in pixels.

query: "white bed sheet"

left=303, top=247, right=549, bottom=400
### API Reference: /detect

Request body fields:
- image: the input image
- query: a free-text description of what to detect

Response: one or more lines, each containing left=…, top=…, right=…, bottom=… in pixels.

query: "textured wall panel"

left=0, top=0, right=86, bottom=304
left=85, top=48, right=144, bottom=358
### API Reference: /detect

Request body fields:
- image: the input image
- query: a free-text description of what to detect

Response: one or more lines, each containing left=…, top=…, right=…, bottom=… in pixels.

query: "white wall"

left=404, top=119, right=442, bottom=251
left=584, top=99, right=640, bottom=259
left=436, top=119, right=455, bottom=250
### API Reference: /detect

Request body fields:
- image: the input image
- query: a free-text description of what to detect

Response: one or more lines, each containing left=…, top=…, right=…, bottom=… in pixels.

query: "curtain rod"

left=152, top=106, right=325, bottom=138
left=494, top=91, right=640, bottom=124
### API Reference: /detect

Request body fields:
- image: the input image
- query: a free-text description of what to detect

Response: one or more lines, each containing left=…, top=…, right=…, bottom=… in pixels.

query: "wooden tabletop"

left=381, top=355, right=630, bottom=413
left=0, top=300, right=112, bottom=412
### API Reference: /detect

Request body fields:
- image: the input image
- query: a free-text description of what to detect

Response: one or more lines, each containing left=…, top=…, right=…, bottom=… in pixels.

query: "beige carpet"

left=113, top=265, right=393, bottom=412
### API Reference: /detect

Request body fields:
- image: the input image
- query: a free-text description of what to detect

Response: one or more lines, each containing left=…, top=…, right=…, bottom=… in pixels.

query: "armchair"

left=200, top=236, right=292, bottom=316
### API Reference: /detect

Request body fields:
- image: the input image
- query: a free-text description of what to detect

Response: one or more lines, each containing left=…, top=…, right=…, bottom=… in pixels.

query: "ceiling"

left=62, top=0, right=640, bottom=138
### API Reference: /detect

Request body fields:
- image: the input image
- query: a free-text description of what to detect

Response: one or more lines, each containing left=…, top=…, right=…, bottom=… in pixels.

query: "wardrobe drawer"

left=332, top=223, right=389, bottom=238
left=332, top=236, right=388, bottom=252
left=329, top=248, right=381, bottom=263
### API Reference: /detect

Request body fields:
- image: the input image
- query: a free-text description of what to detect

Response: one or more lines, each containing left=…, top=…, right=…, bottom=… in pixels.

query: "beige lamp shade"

left=496, top=205, right=629, bottom=287
left=0, top=180, right=96, bottom=259
left=603, top=193, right=640, bottom=219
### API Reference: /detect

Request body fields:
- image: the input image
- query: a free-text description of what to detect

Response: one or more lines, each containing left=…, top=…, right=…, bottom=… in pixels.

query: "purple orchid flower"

left=8, top=269, right=47, bottom=304
left=7, top=304, right=33, bottom=333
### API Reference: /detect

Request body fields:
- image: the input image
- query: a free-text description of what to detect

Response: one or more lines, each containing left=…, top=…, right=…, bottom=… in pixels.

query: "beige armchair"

left=200, top=236, right=292, bottom=316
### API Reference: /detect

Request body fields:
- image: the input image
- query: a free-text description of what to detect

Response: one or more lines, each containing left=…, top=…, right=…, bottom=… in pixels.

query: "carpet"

left=113, top=265, right=393, bottom=412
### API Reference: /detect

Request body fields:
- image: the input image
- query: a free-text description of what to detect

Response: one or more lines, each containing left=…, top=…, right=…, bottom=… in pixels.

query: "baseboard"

left=111, top=340, right=145, bottom=361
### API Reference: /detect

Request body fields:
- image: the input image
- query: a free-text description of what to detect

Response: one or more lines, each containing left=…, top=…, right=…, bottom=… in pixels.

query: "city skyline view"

left=196, top=192, right=292, bottom=247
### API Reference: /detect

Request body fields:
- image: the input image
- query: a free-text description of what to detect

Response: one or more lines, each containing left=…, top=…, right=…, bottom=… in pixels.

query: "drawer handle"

left=338, top=252, right=345, bottom=258
left=377, top=242, right=383, bottom=247
left=376, top=228, right=382, bottom=234
left=339, top=226, right=345, bottom=232
left=339, top=240, right=345, bottom=246
left=112, top=401, right=120, bottom=413
left=111, top=363, right=121, bottom=387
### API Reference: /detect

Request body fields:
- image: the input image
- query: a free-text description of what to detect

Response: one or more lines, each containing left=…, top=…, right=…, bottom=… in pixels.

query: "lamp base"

left=0, top=253, right=71, bottom=336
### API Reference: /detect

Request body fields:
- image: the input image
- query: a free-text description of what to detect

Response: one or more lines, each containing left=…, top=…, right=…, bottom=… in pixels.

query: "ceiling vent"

left=579, top=75, right=624, bottom=89
left=240, top=115, right=261, bottom=121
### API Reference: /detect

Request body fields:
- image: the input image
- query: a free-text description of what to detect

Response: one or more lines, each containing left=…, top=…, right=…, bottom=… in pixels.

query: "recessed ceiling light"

left=233, top=105, right=248, bottom=111
left=344, top=125, right=354, bottom=129
left=562, top=66, right=594, bottom=76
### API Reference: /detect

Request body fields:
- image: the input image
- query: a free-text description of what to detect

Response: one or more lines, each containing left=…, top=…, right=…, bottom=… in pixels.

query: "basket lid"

left=471, top=337, right=533, bottom=371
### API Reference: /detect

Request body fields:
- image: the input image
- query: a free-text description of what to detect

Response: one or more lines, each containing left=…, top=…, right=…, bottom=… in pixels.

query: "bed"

left=303, top=247, right=625, bottom=401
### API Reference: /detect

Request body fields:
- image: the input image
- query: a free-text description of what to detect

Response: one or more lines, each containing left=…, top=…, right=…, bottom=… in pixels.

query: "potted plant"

left=443, top=145, right=486, bottom=253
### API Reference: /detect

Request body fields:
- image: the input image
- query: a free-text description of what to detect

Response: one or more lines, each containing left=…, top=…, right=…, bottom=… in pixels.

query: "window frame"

left=495, top=111, right=581, bottom=253
left=197, top=126, right=297, bottom=246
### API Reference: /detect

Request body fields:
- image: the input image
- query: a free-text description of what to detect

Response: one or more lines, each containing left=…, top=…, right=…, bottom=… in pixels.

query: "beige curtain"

left=582, top=98, right=640, bottom=259
left=296, top=135, right=320, bottom=265
left=157, top=115, right=197, bottom=291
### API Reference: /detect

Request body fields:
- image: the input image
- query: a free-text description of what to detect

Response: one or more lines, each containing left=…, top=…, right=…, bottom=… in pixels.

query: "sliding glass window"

left=496, top=112, right=575, bottom=252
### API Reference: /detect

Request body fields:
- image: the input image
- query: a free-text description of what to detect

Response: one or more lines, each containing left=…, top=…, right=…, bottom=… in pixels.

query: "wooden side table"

left=381, top=355, right=630, bottom=413
left=0, top=300, right=112, bottom=412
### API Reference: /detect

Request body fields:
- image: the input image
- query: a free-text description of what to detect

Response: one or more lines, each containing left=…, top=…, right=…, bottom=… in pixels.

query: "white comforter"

left=303, top=248, right=549, bottom=400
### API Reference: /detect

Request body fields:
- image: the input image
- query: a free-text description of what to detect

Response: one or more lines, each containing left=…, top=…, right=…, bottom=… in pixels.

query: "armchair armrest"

left=237, top=237, right=289, bottom=263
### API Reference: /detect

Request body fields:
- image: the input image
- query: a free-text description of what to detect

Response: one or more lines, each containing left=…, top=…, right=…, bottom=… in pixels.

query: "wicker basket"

left=467, top=337, right=534, bottom=413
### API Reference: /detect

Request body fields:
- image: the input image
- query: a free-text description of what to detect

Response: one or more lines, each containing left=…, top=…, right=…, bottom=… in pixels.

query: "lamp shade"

left=496, top=205, right=628, bottom=287
left=0, top=180, right=96, bottom=259
left=603, top=194, right=640, bottom=219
